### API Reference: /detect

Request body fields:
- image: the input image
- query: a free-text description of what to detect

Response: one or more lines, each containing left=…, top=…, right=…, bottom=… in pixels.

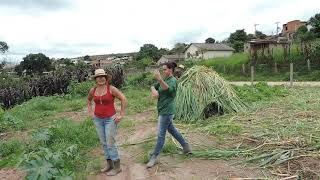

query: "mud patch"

left=0, top=169, right=25, bottom=180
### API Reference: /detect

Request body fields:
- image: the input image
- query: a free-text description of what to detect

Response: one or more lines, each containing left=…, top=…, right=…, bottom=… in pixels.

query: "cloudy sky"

left=0, top=0, right=319, bottom=62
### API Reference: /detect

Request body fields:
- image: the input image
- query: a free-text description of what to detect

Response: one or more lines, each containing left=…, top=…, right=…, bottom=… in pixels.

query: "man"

left=147, top=62, right=191, bottom=168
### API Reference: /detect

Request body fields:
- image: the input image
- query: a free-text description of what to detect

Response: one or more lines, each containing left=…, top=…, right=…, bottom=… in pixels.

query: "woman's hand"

left=114, top=115, right=123, bottom=124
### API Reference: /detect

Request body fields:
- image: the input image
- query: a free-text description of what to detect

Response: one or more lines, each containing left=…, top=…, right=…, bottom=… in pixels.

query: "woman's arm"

left=110, top=86, right=127, bottom=123
left=87, top=88, right=95, bottom=118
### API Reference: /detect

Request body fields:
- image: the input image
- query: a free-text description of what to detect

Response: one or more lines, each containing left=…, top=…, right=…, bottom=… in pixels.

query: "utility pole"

left=254, top=23, right=259, bottom=36
left=275, top=22, right=280, bottom=36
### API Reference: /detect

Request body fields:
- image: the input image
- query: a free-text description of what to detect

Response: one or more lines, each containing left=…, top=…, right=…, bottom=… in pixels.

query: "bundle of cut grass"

left=175, top=66, right=247, bottom=122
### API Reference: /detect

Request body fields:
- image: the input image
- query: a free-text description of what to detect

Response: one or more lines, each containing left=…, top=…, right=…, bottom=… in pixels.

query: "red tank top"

left=93, top=85, right=116, bottom=118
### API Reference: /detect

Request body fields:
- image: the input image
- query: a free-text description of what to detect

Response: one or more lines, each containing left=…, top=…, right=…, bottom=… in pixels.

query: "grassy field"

left=0, top=81, right=319, bottom=179
left=182, top=41, right=320, bottom=81
left=196, top=53, right=250, bottom=67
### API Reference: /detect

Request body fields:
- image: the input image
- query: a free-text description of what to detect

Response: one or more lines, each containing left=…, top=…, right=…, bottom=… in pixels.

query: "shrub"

left=126, top=72, right=155, bottom=87
left=68, top=81, right=94, bottom=97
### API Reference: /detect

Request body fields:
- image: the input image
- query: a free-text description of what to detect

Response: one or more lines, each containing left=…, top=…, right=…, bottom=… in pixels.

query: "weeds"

left=0, top=139, right=24, bottom=158
left=234, top=82, right=289, bottom=102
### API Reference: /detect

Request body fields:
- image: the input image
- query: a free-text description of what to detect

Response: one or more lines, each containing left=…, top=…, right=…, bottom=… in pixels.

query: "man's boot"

left=146, top=155, right=158, bottom=168
left=182, top=143, right=192, bottom=154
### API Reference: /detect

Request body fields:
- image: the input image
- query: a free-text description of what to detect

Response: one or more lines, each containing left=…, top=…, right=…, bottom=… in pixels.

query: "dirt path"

left=90, top=110, right=271, bottom=180
left=0, top=169, right=25, bottom=180
left=87, top=110, right=161, bottom=180
left=230, top=81, right=320, bottom=87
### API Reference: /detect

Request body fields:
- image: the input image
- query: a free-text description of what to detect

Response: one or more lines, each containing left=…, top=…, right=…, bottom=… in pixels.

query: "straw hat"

left=91, top=69, right=112, bottom=81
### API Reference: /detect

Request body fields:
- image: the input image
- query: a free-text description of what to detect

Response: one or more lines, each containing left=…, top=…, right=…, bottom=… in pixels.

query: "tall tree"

left=159, top=48, right=170, bottom=56
left=55, top=58, right=74, bottom=67
left=170, top=43, right=188, bottom=54
left=296, top=25, right=308, bottom=34
left=0, top=41, right=9, bottom=54
left=83, top=55, right=91, bottom=61
left=135, top=44, right=161, bottom=61
left=247, top=34, right=255, bottom=41
left=255, top=31, right=267, bottom=39
left=14, top=64, right=23, bottom=76
left=0, top=41, right=9, bottom=70
left=309, top=13, right=320, bottom=37
left=295, top=25, right=315, bottom=57
left=205, top=37, right=215, bottom=43
left=20, top=53, right=52, bottom=75
left=295, top=25, right=315, bottom=42
left=229, top=29, right=247, bottom=43
left=228, top=29, right=248, bottom=52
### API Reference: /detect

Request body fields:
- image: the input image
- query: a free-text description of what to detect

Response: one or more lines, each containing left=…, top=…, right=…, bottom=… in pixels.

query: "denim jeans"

left=152, top=114, right=187, bottom=156
left=93, top=116, right=119, bottom=161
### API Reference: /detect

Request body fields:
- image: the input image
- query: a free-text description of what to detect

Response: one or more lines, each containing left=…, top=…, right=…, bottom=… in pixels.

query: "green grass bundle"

left=175, top=66, right=247, bottom=122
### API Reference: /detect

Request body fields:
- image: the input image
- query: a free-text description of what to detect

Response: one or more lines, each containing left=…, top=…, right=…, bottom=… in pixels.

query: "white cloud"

left=0, top=0, right=319, bottom=61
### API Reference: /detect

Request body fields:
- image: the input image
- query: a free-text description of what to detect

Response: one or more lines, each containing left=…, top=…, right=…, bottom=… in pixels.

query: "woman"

left=87, top=68, right=127, bottom=176
left=147, top=62, right=191, bottom=168
left=173, top=64, right=185, bottom=79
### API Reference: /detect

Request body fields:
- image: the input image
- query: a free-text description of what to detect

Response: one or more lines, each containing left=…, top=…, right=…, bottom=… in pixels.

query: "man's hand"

left=151, top=86, right=159, bottom=98
left=154, top=70, right=161, bottom=81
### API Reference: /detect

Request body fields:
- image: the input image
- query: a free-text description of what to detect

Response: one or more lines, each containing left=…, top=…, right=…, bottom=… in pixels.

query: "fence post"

left=223, top=65, right=226, bottom=73
left=290, top=63, right=293, bottom=87
left=307, top=59, right=311, bottom=71
left=242, top=64, right=246, bottom=74
left=274, top=62, right=278, bottom=73
left=251, top=66, right=254, bottom=86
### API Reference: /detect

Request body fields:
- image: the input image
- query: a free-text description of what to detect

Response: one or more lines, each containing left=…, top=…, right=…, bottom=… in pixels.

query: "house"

left=3, top=63, right=16, bottom=70
left=282, top=20, right=307, bottom=40
left=244, top=39, right=289, bottom=53
left=184, top=43, right=234, bottom=60
left=90, top=59, right=115, bottom=68
left=85, top=52, right=136, bottom=68
left=70, top=57, right=82, bottom=64
left=244, top=39, right=289, bottom=63
left=157, top=54, right=184, bottom=65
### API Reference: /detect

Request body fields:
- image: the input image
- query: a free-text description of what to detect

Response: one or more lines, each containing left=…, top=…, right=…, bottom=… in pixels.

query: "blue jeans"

left=152, top=114, right=187, bottom=156
left=93, top=116, right=119, bottom=161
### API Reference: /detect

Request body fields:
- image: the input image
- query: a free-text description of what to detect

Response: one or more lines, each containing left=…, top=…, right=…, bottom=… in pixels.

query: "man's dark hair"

left=163, top=62, right=177, bottom=72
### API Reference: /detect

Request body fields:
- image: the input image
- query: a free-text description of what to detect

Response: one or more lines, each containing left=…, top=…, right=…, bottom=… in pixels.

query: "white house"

left=184, top=43, right=234, bottom=60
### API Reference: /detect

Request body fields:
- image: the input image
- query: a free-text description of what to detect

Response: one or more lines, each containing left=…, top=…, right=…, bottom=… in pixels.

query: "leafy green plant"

left=0, top=139, right=23, bottom=158
left=0, top=113, right=24, bottom=132
left=19, top=147, right=75, bottom=180
left=32, top=128, right=53, bottom=145
left=234, top=82, right=289, bottom=102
